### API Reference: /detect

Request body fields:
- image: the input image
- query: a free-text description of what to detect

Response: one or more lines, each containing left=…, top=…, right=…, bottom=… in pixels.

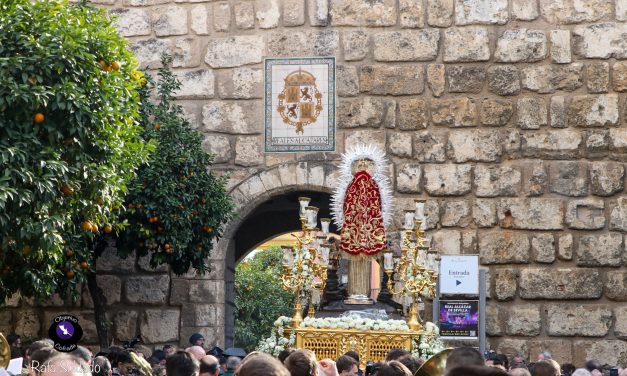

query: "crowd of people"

left=5, top=333, right=627, bottom=376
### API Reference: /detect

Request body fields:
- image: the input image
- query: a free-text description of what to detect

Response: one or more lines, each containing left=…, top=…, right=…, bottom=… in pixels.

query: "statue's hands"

left=317, top=359, right=339, bottom=376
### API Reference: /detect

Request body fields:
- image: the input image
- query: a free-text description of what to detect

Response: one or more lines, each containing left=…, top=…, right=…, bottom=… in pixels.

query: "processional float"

left=276, top=145, right=447, bottom=369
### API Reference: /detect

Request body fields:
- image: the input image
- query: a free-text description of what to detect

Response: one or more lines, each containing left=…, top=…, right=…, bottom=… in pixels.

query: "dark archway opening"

left=225, top=189, right=335, bottom=346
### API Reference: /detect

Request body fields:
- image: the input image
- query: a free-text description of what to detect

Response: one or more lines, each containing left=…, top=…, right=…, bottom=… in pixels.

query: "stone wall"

left=2, top=0, right=627, bottom=365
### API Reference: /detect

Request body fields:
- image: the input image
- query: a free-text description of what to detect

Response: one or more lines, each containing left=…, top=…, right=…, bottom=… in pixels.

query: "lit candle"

left=306, top=206, right=319, bottom=229
left=320, top=218, right=331, bottom=235
left=298, top=197, right=311, bottom=219
left=383, top=252, right=394, bottom=271
left=319, top=245, right=330, bottom=266
left=404, top=210, right=415, bottom=230
left=415, top=199, right=425, bottom=220
left=282, top=246, right=294, bottom=267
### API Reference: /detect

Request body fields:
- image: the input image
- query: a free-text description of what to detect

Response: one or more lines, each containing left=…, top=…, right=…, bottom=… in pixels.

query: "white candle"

left=384, top=252, right=394, bottom=270
left=320, top=218, right=331, bottom=235
left=319, top=245, right=330, bottom=266
left=404, top=211, right=415, bottom=229
left=415, top=200, right=425, bottom=220
left=282, top=246, right=294, bottom=267
left=298, top=197, right=311, bottom=218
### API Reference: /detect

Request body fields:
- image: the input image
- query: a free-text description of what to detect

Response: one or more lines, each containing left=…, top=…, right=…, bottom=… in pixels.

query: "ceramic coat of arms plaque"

left=264, top=57, right=335, bottom=152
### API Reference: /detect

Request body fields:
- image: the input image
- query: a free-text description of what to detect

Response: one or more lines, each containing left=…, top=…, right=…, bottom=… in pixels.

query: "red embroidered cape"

left=339, top=170, right=387, bottom=256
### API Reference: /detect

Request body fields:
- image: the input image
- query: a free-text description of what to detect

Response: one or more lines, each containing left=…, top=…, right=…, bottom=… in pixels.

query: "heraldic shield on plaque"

left=264, top=57, right=335, bottom=152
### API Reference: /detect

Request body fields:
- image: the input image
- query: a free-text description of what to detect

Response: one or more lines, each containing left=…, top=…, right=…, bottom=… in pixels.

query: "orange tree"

left=0, top=0, right=150, bottom=303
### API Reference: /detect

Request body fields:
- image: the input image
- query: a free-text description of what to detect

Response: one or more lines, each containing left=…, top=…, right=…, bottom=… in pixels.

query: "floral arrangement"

left=411, top=322, right=445, bottom=359
left=300, top=316, right=410, bottom=331
left=256, top=316, right=296, bottom=356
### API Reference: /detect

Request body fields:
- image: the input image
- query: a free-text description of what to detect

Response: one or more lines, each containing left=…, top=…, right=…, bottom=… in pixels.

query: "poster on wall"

left=264, top=57, right=336, bottom=152
left=439, top=300, right=479, bottom=339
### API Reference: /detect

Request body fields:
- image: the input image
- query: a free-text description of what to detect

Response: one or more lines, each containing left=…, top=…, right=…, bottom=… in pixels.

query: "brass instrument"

left=414, top=349, right=452, bottom=376
left=0, top=333, right=10, bottom=369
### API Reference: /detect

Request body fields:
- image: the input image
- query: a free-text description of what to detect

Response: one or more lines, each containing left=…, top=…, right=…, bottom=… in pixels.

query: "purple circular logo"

left=55, top=321, right=75, bottom=340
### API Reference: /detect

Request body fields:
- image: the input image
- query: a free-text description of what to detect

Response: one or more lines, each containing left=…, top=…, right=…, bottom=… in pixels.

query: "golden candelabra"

left=383, top=199, right=439, bottom=331
left=280, top=197, right=330, bottom=328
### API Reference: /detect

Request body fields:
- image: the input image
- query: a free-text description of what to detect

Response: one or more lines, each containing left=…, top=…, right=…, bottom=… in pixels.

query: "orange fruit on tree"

left=103, top=224, right=113, bottom=234
left=22, top=245, right=31, bottom=256
left=61, top=184, right=73, bottom=196
left=91, top=222, right=98, bottom=233
left=33, top=113, right=45, bottom=123
left=79, top=261, right=89, bottom=270
left=136, top=203, right=142, bottom=209
left=66, top=270, right=75, bottom=278
left=65, top=249, right=74, bottom=257
left=111, top=61, right=121, bottom=71
left=99, top=60, right=107, bottom=70
left=154, top=124, right=161, bottom=130
left=81, top=221, right=92, bottom=231
left=164, top=243, right=171, bottom=250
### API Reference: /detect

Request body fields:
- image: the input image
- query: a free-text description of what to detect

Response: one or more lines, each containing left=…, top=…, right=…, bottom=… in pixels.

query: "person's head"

left=41, top=354, right=90, bottom=376
left=185, top=346, right=206, bottom=361
left=446, top=347, right=485, bottom=371
left=396, top=355, right=423, bottom=374
left=226, top=356, right=241, bottom=371
left=585, top=361, right=602, bottom=372
left=284, top=349, right=318, bottom=376
left=372, top=361, right=412, bottom=376
left=199, top=355, right=219, bottom=376
left=189, top=334, right=205, bottom=347
left=531, top=360, right=559, bottom=376
left=277, top=349, right=294, bottom=364
left=236, top=353, right=290, bottom=376
left=511, top=356, right=527, bottom=370
left=72, top=346, right=93, bottom=366
left=444, top=365, right=508, bottom=376
left=511, top=368, right=532, bottom=376
left=572, top=369, right=592, bottom=376
left=336, top=355, right=359, bottom=376
left=219, top=356, right=227, bottom=371
left=7, top=333, right=21, bottom=347
left=151, top=350, right=166, bottom=366
left=115, top=350, right=135, bottom=376
left=166, top=351, right=200, bottom=376
left=29, top=347, right=58, bottom=376
left=163, top=345, right=176, bottom=358
left=385, top=349, right=409, bottom=362
left=537, top=352, right=552, bottom=361
left=345, top=351, right=360, bottom=365
left=561, top=364, right=575, bottom=376
left=93, top=356, right=113, bottom=376
left=546, top=360, right=560, bottom=376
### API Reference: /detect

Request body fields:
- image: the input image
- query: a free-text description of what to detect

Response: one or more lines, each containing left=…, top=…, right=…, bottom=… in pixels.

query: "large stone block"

left=519, top=268, right=602, bottom=299
left=426, top=64, right=445, bottom=97
left=15, top=308, right=40, bottom=338
left=283, top=0, right=305, bottom=26
left=610, top=128, right=627, bottom=153
left=426, top=0, right=453, bottom=26
left=512, top=0, right=538, bottom=20
left=550, top=29, right=571, bottom=63
left=125, top=275, right=170, bottom=304
left=190, top=5, right=210, bottom=35
left=97, top=275, right=122, bottom=305
left=558, top=233, right=573, bottom=261
left=587, top=62, right=610, bottom=93
left=517, top=97, right=547, bottom=130
left=539, top=0, right=613, bottom=24
left=497, top=198, right=563, bottom=230
left=487, top=66, right=520, bottom=96
left=217, top=68, right=262, bottom=99
left=234, top=1, right=255, bottom=29
left=113, top=311, right=138, bottom=341
left=473, top=199, right=496, bottom=227
left=267, top=30, right=339, bottom=57
left=447, top=130, right=502, bottom=163
left=140, top=309, right=180, bottom=343
left=573, top=341, right=627, bottom=369
left=521, top=130, right=582, bottom=159
left=396, top=164, right=422, bottom=193
left=201, top=134, right=232, bottom=164
left=495, top=29, right=547, bottom=63
left=329, top=0, right=397, bottom=26
left=441, top=200, right=471, bottom=227
left=130, top=39, right=172, bottom=70
left=205, top=36, right=263, bottom=68
left=308, top=0, right=328, bottom=26
left=568, top=94, right=619, bottom=127
left=431, top=229, right=461, bottom=254
left=96, top=248, right=135, bottom=273
left=342, top=30, right=369, bottom=61
left=573, top=23, right=627, bottom=59
left=446, top=66, right=485, bottom=93
left=480, top=99, right=513, bottom=126
left=112, top=8, right=151, bottom=37
left=606, top=271, right=627, bottom=301
left=423, top=164, right=472, bottom=196
left=494, top=268, right=517, bottom=300
left=577, top=232, right=623, bottom=267
left=497, top=339, right=529, bottom=361
left=399, top=0, right=424, bottom=28
left=255, top=0, right=280, bottom=28
left=454, top=0, right=507, bottom=25
left=189, top=280, right=224, bottom=304
left=549, top=161, right=588, bottom=197
left=373, top=30, right=439, bottom=62
left=344, top=130, right=386, bottom=150
left=610, top=197, right=627, bottom=232
left=530, top=340, right=574, bottom=364
left=443, top=27, right=490, bottom=62
left=172, top=37, right=201, bottom=69
left=550, top=96, right=566, bottom=128
left=337, top=65, right=359, bottom=97
left=547, top=304, right=612, bottom=336
left=431, top=98, right=476, bottom=127
left=486, top=303, right=503, bottom=336
left=413, top=132, right=447, bottom=162
left=531, top=233, right=555, bottom=263
left=388, top=133, right=412, bottom=158
left=615, top=307, right=627, bottom=339
left=202, top=101, right=262, bottom=134
left=234, top=136, right=263, bottom=167
left=585, top=129, right=610, bottom=155
left=153, top=6, right=188, bottom=36
left=479, top=231, right=529, bottom=264
left=521, top=64, right=583, bottom=94
left=565, top=198, right=605, bottom=230
left=523, top=161, right=548, bottom=197
left=398, top=99, right=428, bottom=130
left=506, top=305, right=540, bottom=336
left=337, top=97, right=395, bottom=129
left=173, top=70, right=214, bottom=99
left=360, top=66, right=423, bottom=95
left=614, top=61, right=627, bottom=92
